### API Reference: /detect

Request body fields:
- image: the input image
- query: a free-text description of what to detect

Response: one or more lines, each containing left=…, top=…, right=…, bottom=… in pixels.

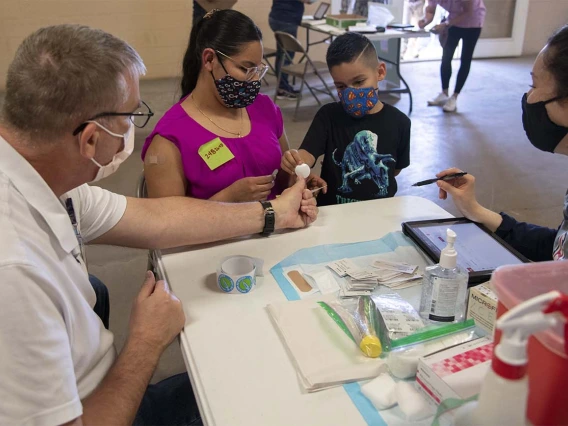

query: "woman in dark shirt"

left=436, top=25, right=568, bottom=262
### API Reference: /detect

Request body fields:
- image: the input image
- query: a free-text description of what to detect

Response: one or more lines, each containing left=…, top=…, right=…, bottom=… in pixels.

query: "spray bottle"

left=454, top=290, right=568, bottom=425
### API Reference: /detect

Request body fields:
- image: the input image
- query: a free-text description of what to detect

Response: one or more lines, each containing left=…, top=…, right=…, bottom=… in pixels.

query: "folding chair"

left=262, top=47, right=278, bottom=86
left=273, top=31, right=336, bottom=121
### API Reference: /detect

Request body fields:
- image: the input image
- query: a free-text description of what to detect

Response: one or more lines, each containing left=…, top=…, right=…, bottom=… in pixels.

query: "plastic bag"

left=367, top=3, right=395, bottom=28
left=318, top=296, right=382, bottom=358
left=372, top=293, right=425, bottom=352
left=387, top=320, right=477, bottom=379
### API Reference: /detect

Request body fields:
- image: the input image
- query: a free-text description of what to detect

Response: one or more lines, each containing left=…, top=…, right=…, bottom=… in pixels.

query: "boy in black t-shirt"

left=281, top=33, right=411, bottom=206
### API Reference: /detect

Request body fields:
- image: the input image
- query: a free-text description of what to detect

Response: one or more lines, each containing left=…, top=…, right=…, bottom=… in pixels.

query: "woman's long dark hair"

left=181, top=9, right=262, bottom=99
left=545, top=25, right=568, bottom=100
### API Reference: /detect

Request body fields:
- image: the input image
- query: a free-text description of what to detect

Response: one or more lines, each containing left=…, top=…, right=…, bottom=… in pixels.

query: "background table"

left=300, top=22, right=430, bottom=115
left=156, top=196, right=452, bottom=426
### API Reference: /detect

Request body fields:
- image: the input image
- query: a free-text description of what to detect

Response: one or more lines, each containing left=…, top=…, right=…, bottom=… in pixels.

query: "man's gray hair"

left=2, top=24, right=146, bottom=139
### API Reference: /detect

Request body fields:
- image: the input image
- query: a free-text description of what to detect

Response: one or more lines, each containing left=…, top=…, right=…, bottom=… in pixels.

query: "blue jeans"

left=268, top=18, right=299, bottom=92
left=88, top=275, right=202, bottom=425
left=193, top=0, right=206, bottom=27
left=134, top=373, right=202, bottom=426
left=89, top=274, right=110, bottom=329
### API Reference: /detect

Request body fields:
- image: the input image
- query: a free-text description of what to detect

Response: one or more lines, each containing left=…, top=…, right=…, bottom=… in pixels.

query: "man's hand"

left=128, top=271, right=185, bottom=354
left=272, top=178, right=318, bottom=229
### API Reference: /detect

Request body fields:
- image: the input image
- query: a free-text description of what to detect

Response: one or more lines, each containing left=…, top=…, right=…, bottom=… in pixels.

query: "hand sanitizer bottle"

left=419, top=229, right=468, bottom=323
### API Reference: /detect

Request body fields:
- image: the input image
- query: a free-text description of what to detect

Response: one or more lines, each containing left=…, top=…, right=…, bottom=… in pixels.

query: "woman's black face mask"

left=522, top=93, right=568, bottom=153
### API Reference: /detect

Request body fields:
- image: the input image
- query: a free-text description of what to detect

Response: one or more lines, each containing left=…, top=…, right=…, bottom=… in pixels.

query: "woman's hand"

left=436, top=168, right=481, bottom=220
left=436, top=168, right=504, bottom=232
left=217, top=175, right=275, bottom=202
left=418, top=19, right=427, bottom=29
left=281, top=149, right=304, bottom=175
left=431, top=23, right=447, bottom=34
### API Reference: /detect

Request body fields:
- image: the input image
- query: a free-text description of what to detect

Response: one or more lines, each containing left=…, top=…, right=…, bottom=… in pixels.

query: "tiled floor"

left=4, top=56, right=567, bottom=381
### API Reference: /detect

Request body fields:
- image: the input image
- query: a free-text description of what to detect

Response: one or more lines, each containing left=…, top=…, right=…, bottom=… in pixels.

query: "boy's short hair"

left=326, top=33, right=379, bottom=70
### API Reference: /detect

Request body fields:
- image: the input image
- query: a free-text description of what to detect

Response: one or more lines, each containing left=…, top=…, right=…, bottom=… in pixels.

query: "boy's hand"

left=281, top=149, right=304, bottom=175
left=307, top=174, right=328, bottom=195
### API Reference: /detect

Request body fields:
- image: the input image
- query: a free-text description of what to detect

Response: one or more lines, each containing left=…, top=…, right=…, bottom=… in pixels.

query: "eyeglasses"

left=215, top=50, right=269, bottom=82
left=72, top=100, right=154, bottom=135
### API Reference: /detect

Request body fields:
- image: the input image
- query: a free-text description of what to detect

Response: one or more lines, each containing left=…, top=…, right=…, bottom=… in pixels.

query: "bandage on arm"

left=144, top=135, right=187, bottom=198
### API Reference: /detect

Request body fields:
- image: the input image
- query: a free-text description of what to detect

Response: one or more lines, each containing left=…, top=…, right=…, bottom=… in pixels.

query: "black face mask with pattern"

left=522, top=93, right=568, bottom=153
left=211, top=59, right=261, bottom=109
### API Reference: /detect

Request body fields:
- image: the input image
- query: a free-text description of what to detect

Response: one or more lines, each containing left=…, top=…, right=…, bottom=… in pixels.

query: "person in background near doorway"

left=437, top=26, right=568, bottom=261
left=192, top=0, right=238, bottom=28
left=419, top=0, right=486, bottom=113
left=269, top=0, right=311, bottom=100
left=401, top=0, right=426, bottom=60
left=193, top=0, right=207, bottom=27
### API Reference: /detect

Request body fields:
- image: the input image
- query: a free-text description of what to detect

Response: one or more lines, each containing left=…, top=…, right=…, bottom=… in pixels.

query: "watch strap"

left=259, top=200, right=275, bottom=235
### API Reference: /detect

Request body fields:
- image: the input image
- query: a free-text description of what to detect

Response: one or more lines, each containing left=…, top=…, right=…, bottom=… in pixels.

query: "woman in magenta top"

left=142, top=10, right=289, bottom=202
left=419, top=0, right=486, bottom=113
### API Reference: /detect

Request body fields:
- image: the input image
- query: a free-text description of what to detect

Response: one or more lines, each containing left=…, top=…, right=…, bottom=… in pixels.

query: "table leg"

left=376, top=37, right=414, bottom=116
left=394, top=38, right=413, bottom=116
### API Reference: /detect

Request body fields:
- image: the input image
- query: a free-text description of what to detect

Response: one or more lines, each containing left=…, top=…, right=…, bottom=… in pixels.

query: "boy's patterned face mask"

left=338, top=87, right=379, bottom=118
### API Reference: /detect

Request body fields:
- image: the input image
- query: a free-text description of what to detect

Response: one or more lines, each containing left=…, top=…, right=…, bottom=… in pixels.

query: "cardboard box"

left=326, top=14, right=367, bottom=29
left=466, top=284, right=498, bottom=335
left=416, top=337, right=493, bottom=405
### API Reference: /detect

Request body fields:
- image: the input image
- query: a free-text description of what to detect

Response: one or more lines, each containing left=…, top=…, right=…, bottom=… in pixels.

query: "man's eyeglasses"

left=72, top=100, right=154, bottom=135
left=215, top=50, right=269, bottom=82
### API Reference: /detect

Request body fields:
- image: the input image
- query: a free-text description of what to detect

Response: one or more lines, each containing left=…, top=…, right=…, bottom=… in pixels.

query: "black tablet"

left=402, top=217, right=529, bottom=285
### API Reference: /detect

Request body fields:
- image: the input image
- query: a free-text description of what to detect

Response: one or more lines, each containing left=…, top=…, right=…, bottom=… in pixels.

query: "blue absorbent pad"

left=270, top=232, right=414, bottom=426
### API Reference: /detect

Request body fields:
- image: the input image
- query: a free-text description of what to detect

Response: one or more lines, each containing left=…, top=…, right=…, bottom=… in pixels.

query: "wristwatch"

left=259, top=200, right=275, bottom=236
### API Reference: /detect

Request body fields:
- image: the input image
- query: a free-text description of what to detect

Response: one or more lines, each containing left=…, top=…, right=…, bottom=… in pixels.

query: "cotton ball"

left=395, top=381, right=435, bottom=421
left=295, top=164, right=310, bottom=179
left=361, top=373, right=398, bottom=410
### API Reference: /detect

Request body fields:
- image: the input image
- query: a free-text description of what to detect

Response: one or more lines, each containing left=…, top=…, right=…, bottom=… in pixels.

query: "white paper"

left=266, top=296, right=386, bottom=392
left=373, top=259, right=418, bottom=275
left=303, top=266, right=340, bottom=294
left=327, top=258, right=361, bottom=277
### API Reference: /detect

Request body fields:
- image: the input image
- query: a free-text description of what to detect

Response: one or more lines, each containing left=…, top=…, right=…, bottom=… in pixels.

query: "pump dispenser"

left=455, top=291, right=568, bottom=425
left=439, top=229, right=457, bottom=269
left=419, top=229, right=468, bottom=323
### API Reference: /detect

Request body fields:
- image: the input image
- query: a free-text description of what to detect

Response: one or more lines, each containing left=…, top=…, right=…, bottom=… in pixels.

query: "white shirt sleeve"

left=0, top=264, right=82, bottom=426
left=67, top=184, right=127, bottom=243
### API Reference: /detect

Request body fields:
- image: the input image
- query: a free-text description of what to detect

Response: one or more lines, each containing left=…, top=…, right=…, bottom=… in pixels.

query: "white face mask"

left=86, top=120, right=135, bottom=182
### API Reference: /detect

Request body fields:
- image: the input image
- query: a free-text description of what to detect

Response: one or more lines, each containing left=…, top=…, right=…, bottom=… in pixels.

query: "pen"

left=412, top=172, right=468, bottom=187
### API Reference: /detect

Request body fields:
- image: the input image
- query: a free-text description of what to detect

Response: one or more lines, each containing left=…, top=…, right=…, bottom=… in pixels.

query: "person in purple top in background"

left=143, top=9, right=322, bottom=201
left=419, top=0, right=486, bottom=113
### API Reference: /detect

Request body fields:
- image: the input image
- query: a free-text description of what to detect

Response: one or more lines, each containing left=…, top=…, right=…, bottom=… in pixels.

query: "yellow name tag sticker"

left=198, top=138, right=235, bottom=170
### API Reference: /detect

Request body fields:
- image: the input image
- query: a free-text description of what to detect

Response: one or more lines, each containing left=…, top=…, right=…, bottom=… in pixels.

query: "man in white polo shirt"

left=0, top=25, right=318, bottom=426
